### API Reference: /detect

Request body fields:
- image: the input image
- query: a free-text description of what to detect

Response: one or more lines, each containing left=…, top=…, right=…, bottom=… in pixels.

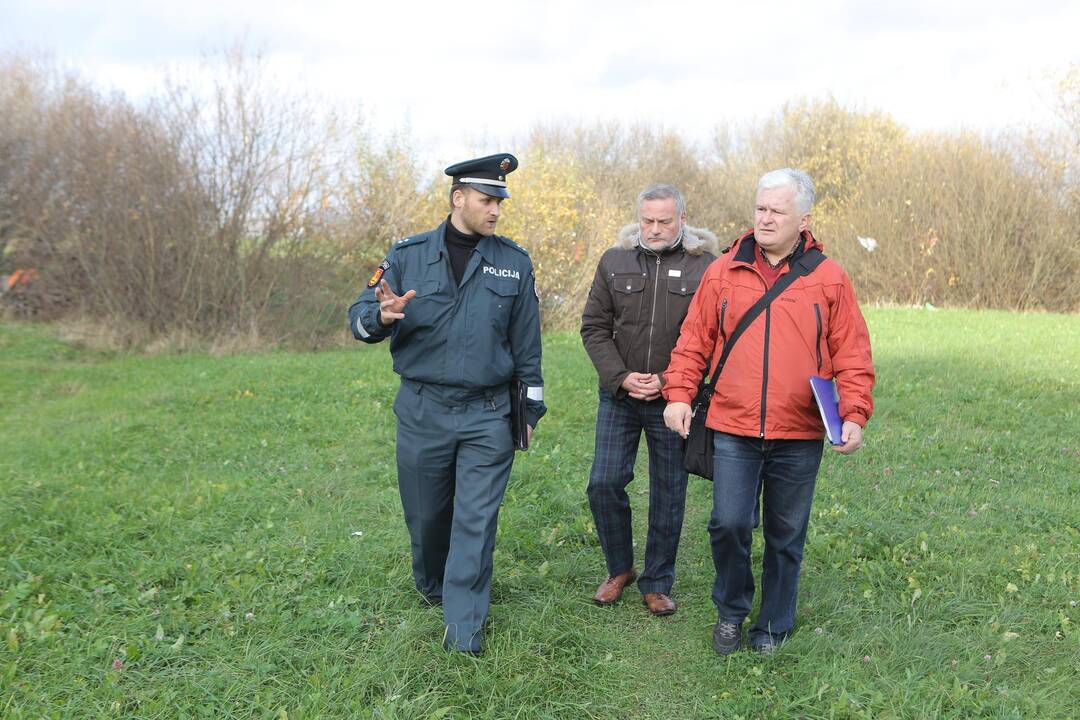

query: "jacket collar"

left=425, top=220, right=501, bottom=278
left=616, top=223, right=720, bottom=256
left=731, top=229, right=820, bottom=267
left=476, top=234, right=500, bottom=265
left=430, top=219, right=501, bottom=267
left=637, top=234, right=684, bottom=257
left=428, top=221, right=449, bottom=264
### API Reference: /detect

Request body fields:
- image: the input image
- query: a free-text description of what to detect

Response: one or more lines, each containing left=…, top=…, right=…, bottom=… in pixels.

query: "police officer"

left=349, top=153, right=546, bottom=654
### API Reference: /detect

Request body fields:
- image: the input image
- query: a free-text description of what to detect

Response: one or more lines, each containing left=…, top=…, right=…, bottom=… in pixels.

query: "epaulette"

left=394, top=233, right=430, bottom=248
left=494, top=234, right=530, bottom=256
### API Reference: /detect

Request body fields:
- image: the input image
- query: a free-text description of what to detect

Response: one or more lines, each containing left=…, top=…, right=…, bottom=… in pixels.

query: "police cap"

left=445, top=153, right=518, bottom=199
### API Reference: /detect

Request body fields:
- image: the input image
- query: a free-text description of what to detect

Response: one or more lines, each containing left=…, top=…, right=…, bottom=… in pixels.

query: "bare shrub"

left=704, top=98, right=1080, bottom=313
left=835, top=132, right=1072, bottom=310
left=149, top=51, right=340, bottom=343
left=502, top=125, right=739, bottom=329
left=497, top=145, right=620, bottom=330
left=2, top=53, right=1077, bottom=349
left=1, top=51, right=349, bottom=346
left=324, top=127, right=441, bottom=322
left=0, top=55, right=92, bottom=319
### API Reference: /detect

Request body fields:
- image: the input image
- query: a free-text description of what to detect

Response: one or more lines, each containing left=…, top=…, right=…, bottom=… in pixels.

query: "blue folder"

left=809, top=375, right=844, bottom=445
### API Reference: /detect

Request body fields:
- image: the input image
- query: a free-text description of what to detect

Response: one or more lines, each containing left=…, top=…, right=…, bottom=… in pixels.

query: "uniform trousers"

left=586, top=387, right=689, bottom=595
left=393, top=380, right=514, bottom=653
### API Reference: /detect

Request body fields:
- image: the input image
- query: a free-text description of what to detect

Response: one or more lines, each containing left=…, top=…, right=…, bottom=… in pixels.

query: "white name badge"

left=668, top=269, right=682, bottom=278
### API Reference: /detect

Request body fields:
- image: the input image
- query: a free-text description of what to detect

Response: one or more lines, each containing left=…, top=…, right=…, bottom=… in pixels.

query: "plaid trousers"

left=586, top=387, right=689, bottom=595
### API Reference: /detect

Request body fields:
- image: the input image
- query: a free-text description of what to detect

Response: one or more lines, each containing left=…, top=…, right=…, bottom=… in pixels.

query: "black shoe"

left=712, top=621, right=742, bottom=655
left=750, top=632, right=786, bottom=655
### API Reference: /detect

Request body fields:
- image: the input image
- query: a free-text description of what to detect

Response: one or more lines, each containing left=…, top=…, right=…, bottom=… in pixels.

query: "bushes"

left=0, top=53, right=347, bottom=346
left=1, top=55, right=1077, bottom=348
left=516, top=103, right=1079, bottom=320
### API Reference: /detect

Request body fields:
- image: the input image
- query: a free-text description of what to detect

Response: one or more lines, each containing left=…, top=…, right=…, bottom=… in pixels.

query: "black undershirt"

left=444, top=216, right=482, bottom=286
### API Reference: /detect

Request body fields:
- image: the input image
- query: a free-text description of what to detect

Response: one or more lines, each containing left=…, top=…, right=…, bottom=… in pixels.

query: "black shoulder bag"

left=684, top=248, right=826, bottom=479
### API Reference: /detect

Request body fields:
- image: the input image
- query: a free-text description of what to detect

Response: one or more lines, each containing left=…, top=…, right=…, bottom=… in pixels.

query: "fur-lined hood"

left=615, top=223, right=720, bottom=256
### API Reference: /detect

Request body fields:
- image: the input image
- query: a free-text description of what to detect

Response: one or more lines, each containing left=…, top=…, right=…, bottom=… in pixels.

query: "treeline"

left=1, top=53, right=1077, bottom=349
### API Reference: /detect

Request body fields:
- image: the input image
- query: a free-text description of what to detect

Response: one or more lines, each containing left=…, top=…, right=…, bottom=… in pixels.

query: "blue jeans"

left=587, top=388, right=689, bottom=595
left=709, top=432, right=823, bottom=643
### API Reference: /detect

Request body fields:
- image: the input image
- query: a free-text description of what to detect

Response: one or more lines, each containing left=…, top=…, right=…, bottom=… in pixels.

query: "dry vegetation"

left=1, top=53, right=1077, bottom=347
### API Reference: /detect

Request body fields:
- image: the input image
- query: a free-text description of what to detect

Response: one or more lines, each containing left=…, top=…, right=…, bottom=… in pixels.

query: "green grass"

left=1, top=307, right=1078, bottom=719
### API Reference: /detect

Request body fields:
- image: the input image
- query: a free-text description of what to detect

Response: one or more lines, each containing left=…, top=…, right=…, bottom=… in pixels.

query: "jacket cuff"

left=605, top=371, right=630, bottom=399
left=352, top=305, right=392, bottom=342
left=525, top=402, right=546, bottom=429
left=844, top=411, right=868, bottom=428
left=663, top=389, right=694, bottom=405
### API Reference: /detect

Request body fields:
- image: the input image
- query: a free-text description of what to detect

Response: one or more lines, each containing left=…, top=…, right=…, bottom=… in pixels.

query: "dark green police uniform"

left=348, top=154, right=545, bottom=653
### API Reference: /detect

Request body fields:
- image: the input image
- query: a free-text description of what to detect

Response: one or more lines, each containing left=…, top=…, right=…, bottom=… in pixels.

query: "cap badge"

left=500, top=158, right=511, bottom=172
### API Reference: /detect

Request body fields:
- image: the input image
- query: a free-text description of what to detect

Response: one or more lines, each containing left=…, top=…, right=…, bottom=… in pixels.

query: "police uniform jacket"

left=349, top=220, right=547, bottom=427
left=581, top=223, right=719, bottom=399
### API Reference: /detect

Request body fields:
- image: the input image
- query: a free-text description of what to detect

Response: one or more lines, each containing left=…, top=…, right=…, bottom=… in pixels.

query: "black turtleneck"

left=444, top=216, right=482, bottom=286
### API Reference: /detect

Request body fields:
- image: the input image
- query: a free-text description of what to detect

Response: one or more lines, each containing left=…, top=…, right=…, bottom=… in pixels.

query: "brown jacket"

left=581, top=223, right=719, bottom=398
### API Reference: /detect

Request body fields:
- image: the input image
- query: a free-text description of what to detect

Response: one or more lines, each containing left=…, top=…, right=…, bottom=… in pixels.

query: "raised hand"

left=374, top=279, right=416, bottom=325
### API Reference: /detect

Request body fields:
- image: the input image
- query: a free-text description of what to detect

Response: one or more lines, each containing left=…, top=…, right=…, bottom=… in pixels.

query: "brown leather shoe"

left=643, top=592, right=677, bottom=616
left=592, top=570, right=637, bottom=605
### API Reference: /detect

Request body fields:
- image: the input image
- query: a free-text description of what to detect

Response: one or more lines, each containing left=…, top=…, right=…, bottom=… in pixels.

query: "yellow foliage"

left=751, top=98, right=910, bottom=222
left=497, top=149, right=621, bottom=329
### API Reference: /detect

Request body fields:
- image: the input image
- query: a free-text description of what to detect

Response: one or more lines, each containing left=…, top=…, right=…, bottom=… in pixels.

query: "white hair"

left=757, top=168, right=815, bottom=215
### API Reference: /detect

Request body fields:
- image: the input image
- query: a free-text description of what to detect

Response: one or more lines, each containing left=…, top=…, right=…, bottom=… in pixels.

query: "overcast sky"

left=2, top=0, right=1078, bottom=165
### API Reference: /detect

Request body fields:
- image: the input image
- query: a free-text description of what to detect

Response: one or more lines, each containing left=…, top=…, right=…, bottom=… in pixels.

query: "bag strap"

left=702, top=247, right=826, bottom=387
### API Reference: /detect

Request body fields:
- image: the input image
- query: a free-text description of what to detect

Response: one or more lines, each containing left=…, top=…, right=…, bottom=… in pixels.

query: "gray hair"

left=637, top=183, right=685, bottom=216
left=757, top=168, right=815, bottom=215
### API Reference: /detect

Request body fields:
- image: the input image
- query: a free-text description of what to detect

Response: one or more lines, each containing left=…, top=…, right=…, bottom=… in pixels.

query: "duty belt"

left=401, top=378, right=504, bottom=408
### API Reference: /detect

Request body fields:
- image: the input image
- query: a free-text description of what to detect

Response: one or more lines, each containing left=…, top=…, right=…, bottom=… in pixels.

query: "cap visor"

left=468, top=183, right=510, bottom=199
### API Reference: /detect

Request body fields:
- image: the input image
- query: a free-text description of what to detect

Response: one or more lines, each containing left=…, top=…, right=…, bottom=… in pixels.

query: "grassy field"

left=1, top=308, right=1078, bottom=719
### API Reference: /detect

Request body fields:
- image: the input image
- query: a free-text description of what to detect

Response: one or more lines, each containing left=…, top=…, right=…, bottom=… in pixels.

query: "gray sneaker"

left=712, top=621, right=742, bottom=655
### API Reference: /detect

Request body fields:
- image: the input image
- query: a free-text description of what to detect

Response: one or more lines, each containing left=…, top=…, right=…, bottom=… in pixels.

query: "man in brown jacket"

left=580, top=184, right=718, bottom=615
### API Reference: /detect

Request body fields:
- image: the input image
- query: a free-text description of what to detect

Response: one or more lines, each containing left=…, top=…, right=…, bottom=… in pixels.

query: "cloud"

left=2, top=0, right=1078, bottom=163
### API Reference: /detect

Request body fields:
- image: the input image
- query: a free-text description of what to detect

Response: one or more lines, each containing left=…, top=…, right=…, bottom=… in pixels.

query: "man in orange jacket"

left=662, top=168, right=874, bottom=655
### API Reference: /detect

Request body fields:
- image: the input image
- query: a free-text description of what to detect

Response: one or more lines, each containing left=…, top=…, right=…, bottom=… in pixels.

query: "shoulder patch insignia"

left=367, top=259, right=390, bottom=287
left=531, top=270, right=540, bottom=302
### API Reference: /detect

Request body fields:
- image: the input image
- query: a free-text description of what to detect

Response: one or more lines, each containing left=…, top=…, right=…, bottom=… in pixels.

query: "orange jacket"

left=662, top=230, right=874, bottom=439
